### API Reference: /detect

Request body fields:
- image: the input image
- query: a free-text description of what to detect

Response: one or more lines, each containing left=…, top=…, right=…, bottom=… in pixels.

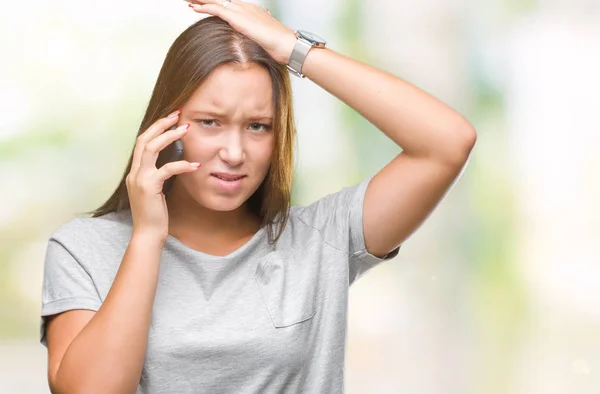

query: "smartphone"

left=158, top=125, right=184, bottom=196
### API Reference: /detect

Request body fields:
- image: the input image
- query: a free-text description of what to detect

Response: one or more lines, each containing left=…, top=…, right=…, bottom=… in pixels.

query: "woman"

left=40, top=1, right=476, bottom=393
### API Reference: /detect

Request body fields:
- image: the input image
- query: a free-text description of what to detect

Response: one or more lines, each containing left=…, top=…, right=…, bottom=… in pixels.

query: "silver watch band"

left=286, top=37, right=313, bottom=78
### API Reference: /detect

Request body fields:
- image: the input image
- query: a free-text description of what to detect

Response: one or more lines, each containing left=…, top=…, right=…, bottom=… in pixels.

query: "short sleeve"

left=40, top=219, right=102, bottom=347
left=294, top=177, right=400, bottom=285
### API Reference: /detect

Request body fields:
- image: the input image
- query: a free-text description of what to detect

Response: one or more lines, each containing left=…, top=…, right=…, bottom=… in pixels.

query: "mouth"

left=210, top=173, right=247, bottom=182
left=210, top=172, right=247, bottom=192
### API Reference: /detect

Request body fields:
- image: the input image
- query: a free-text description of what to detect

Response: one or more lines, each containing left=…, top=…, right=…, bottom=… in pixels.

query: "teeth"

left=215, top=175, right=242, bottom=181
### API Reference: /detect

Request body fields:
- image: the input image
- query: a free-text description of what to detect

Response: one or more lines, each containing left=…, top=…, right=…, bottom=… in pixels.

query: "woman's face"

left=174, top=62, right=275, bottom=213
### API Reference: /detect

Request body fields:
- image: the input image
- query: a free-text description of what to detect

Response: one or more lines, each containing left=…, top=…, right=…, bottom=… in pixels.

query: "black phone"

left=159, top=125, right=184, bottom=196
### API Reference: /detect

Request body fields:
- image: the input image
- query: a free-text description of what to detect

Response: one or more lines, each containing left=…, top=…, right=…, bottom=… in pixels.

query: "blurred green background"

left=1, top=1, right=599, bottom=393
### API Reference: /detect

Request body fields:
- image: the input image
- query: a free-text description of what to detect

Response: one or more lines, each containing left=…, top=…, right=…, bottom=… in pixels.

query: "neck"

left=166, top=191, right=259, bottom=245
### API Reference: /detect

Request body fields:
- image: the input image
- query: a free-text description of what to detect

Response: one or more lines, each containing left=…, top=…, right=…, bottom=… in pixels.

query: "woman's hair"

left=90, top=17, right=296, bottom=244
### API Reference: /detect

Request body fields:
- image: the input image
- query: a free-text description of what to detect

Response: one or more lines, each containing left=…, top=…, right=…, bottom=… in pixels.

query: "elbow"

left=49, top=372, right=72, bottom=394
left=459, top=121, right=477, bottom=157
left=48, top=369, right=62, bottom=394
left=443, top=119, right=477, bottom=168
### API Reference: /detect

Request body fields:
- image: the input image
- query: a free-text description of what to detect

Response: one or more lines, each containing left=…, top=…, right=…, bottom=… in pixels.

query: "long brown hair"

left=90, top=17, right=295, bottom=244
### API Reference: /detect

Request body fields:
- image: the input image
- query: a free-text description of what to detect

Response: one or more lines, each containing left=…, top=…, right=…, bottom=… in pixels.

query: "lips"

left=210, top=173, right=246, bottom=192
left=211, top=173, right=246, bottom=181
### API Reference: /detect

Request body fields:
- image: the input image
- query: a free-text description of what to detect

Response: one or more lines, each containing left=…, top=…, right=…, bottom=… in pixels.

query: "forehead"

left=186, top=63, right=274, bottom=116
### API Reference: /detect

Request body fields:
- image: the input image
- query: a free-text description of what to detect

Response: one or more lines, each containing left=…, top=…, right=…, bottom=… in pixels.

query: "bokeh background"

left=1, top=0, right=599, bottom=393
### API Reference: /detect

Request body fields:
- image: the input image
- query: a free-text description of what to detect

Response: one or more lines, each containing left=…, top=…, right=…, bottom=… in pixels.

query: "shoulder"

left=289, top=177, right=371, bottom=228
left=49, top=210, right=133, bottom=252
left=290, top=178, right=371, bottom=221
left=80, top=210, right=133, bottom=237
left=277, top=178, right=371, bottom=254
left=278, top=207, right=348, bottom=257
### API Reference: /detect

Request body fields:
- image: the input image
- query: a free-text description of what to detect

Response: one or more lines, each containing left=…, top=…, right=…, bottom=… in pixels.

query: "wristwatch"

left=286, top=30, right=327, bottom=78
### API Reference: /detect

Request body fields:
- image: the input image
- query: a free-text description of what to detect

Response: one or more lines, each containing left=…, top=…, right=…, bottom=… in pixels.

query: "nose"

left=217, top=130, right=245, bottom=166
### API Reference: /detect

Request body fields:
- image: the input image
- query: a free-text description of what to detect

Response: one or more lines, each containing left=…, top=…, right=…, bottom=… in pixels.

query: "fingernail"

left=188, top=4, right=196, bottom=8
left=168, top=109, right=182, bottom=118
left=190, top=162, right=201, bottom=168
left=176, top=123, right=190, bottom=132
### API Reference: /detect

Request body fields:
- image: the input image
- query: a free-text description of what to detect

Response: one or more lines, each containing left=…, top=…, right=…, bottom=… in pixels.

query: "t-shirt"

left=40, top=177, right=399, bottom=393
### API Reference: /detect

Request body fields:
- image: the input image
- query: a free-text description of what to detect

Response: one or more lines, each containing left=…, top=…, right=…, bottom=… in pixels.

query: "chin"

left=188, top=181, right=259, bottom=213
left=175, top=174, right=264, bottom=213
left=197, top=194, right=247, bottom=212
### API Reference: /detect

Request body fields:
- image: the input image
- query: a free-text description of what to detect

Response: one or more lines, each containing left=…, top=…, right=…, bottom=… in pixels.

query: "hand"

left=126, top=110, right=201, bottom=241
left=186, top=0, right=297, bottom=65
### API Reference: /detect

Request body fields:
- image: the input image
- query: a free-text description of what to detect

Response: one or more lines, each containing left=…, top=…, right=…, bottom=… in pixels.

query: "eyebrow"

left=188, top=110, right=273, bottom=121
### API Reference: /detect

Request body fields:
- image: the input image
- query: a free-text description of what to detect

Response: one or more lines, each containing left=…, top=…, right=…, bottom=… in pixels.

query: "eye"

left=197, top=119, right=218, bottom=127
left=248, top=123, right=272, bottom=132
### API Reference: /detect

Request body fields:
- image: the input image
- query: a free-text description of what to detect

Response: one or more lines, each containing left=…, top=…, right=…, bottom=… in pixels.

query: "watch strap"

left=286, top=37, right=313, bottom=78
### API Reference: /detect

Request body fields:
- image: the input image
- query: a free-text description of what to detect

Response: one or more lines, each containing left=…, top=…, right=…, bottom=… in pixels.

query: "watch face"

left=297, top=30, right=326, bottom=45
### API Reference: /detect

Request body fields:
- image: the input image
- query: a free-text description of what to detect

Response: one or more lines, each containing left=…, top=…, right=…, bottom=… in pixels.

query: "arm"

left=46, top=105, right=195, bottom=394
left=47, top=234, right=163, bottom=393
left=301, top=49, right=477, bottom=256
left=189, top=1, right=477, bottom=257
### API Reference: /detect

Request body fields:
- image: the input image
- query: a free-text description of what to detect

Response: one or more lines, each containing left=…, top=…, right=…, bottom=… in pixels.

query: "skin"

left=167, top=62, right=276, bottom=256
left=46, top=1, right=477, bottom=392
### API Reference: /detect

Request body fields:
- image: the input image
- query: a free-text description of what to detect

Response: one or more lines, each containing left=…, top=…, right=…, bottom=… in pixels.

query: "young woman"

left=40, top=1, right=476, bottom=393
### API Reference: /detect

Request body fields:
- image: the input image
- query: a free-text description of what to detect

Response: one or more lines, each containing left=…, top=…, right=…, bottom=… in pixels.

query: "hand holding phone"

left=159, top=125, right=185, bottom=196
left=126, top=112, right=200, bottom=240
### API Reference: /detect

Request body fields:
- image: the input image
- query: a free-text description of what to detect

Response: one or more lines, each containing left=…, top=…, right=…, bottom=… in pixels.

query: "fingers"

left=187, top=0, right=249, bottom=15
left=188, top=2, right=234, bottom=17
left=155, top=160, right=202, bottom=184
left=189, top=0, right=237, bottom=5
left=188, top=0, right=269, bottom=18
left=126, top=159, right=199, bottom=200
left=131, top=110, right=181, bottom=173
left=147, top=123, right=189, bottom=153
left=140, top=123, right=190, bottom=170
left=142, top=109, right=182, bottom=143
